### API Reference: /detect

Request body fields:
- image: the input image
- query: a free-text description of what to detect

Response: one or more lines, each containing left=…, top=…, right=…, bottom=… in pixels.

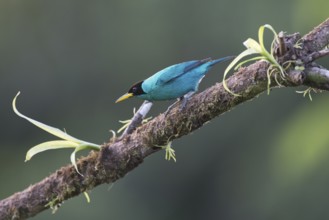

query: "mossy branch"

left=1, top=18, right=329, bottom=220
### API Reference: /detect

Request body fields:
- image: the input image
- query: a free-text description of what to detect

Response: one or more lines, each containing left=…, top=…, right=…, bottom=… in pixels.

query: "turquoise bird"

left=116, top=56, right=234, bottom=110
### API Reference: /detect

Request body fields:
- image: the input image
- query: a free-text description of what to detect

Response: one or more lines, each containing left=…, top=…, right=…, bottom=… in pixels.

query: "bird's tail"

left=209, top=56, right=235, bottom=66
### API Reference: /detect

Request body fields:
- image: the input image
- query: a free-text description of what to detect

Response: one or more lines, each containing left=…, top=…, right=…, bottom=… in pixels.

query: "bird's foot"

left=163, top=99, right=179, bottom=116
left=179, top=91, right=195, bottom=110
left=163, top=91, right=195, bottom=116
left=180, top=97, right=188, bottom=110
left=155, top=141, right=176, bottom=162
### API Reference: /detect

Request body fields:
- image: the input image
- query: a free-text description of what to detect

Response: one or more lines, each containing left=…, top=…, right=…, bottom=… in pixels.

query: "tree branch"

left=1, top=18, right=329, bottom=219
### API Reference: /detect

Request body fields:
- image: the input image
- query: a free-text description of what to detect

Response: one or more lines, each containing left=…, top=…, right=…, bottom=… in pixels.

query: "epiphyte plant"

left=12, top=92, right=101, bottom=175
left=222, top=24, right=286, bottom=96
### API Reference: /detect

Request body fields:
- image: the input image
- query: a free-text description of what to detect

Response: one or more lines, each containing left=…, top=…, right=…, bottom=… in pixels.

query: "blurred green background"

left=1, top=0, right=329, bottom=219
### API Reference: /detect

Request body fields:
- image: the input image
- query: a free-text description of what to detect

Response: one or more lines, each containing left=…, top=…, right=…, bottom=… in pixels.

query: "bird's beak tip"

left=115, top=93, right=133, bottom=103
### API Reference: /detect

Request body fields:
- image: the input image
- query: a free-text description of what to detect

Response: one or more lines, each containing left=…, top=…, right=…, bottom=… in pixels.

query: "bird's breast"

left=140, top=75, right=200, bottom=101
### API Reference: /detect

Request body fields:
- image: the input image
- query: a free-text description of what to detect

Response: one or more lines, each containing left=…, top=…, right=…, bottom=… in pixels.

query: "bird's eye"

left=132, top=87, right=138, bottom=93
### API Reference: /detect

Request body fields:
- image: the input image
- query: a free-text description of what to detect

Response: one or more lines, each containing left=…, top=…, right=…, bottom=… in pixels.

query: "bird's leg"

left=164, top=91, right=195, bottom=116
left=163, top=99, right=180, bottom=116
left=180, top=91, right=195, bottom=110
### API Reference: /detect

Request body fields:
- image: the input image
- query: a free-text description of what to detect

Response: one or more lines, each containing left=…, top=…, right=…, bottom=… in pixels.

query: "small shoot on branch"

left=155, top=141, right=176, bottom=162
left=296, top=87, right=322, bottom=101
left=117, top=107, right=152, bottom=133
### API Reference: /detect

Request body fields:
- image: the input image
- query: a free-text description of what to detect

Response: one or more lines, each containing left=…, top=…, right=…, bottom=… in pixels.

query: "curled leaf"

left=26, top=140, right=79, bottom=162
left=243, top=38, right=262, bottom=53
left=70, top=144, right=92, bottom=175
left=13, top=92, right=100, bottom=149
left=13, top=92, right=101, bottom=175
left=13, top=92, right=81, bottom=143
left=223, top=49, right=258, bottom=96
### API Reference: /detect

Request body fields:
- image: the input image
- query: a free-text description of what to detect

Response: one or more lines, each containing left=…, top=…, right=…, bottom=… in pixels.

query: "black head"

left=116, top=80, right=146, bottom=103
left=128, top=80, right=146, bottom=96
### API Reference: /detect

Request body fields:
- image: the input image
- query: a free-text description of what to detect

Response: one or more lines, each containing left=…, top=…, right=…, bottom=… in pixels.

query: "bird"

left=115, top=56, right=234, bottom=112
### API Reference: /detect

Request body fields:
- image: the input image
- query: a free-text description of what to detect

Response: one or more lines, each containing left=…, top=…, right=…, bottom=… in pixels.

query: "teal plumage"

left=116, top=56, right=234, bottom=107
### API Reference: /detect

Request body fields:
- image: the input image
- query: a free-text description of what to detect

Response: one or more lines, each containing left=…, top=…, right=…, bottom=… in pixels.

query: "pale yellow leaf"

left=26, top=140, right=79, bottom=161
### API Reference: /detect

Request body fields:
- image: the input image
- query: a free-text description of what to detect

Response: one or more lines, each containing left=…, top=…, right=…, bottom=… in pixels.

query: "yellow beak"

left=115, top=93, right=134, bottom=103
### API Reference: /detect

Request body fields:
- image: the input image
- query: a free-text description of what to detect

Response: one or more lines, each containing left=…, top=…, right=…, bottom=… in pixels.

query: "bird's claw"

left=163, top=101, right=179, bottom=116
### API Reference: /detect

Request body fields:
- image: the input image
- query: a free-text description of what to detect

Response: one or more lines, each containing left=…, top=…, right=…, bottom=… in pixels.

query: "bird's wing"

left=155, top=58, right=211, bottom=85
